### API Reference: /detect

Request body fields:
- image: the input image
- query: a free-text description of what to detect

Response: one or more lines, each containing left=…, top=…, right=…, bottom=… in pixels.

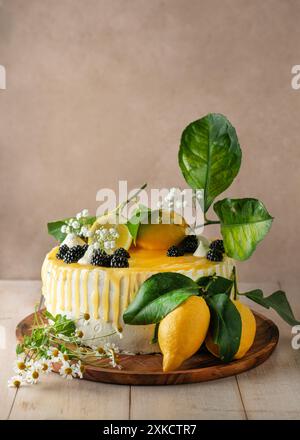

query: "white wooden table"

left=1, top=280, right=299, bottom=420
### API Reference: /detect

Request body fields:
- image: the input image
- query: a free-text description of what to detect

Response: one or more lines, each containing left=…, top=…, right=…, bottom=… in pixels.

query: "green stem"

left=232, top=266, right=238, bottom=300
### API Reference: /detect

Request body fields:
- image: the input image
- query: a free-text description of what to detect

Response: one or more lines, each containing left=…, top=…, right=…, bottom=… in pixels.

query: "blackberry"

left=56, top=244, right=69, bottom=260
left=113, top=248, right=130, bottom=259
left=63, top=247, right=81, bottom=264
left=178, top=235, right=198, bottom=253
left=206, top=249, right=223, bottom=262
left=209, top=239, right=225, bottom=253
left=167, top=245, right=185, bottom=257
left=110, top=256, right=129, bottom=268
left=76, top=244, right=88, bottom=259
left=91, top=250, right=112, bottom=267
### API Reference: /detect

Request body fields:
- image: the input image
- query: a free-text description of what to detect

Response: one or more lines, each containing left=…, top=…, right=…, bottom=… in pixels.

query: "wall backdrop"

left=1, top=0, right=300, bottom=282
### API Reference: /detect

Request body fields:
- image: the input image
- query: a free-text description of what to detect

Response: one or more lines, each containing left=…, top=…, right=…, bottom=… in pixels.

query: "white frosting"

left=78, top=245, right=94, bottom=265
left=61, top=233, right=86, bottom=248
left=193, top=235, right=210, bottom=257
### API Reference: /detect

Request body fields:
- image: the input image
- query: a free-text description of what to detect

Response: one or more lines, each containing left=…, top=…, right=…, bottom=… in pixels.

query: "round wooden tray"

left=16, top=310, right=279, bottom=386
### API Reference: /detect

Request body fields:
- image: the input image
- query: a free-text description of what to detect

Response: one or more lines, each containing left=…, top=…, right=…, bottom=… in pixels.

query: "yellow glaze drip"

left=102, top=274, right=110, bottom=322
left=83, top=270, right=89, bottom=314
left=60, top=269, right=66, bottom=311
left=52, top=267, right=58, bottom=313
left=75, top=270, right=81, bottom=319
left=67, top=269, right=73, bottom=312
left=92, top=271, right=99, bottom=319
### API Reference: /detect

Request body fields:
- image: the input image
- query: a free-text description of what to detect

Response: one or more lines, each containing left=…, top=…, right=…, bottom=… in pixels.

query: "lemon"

left=205, top=299, right=256, bottom=360
left=88, top=214, right=132, bottom=253
left=158, top=296, right=210, bottom=372
left=136, top=210, right=187, bottom=250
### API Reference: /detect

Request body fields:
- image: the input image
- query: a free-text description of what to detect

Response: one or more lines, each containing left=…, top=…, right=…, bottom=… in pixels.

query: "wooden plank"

left=9, top=374, right=130, bottom=420
left=236, top=281, right=300, bottom=420
left=130, top=377, right=246, bottom=419
left=0, top=318, right=19, bottom=420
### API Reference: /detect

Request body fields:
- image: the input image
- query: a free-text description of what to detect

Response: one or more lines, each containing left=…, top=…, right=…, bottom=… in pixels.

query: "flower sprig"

left=9, top=309, right=121, bottom=388
left=60, top=209, right=92, bottom=238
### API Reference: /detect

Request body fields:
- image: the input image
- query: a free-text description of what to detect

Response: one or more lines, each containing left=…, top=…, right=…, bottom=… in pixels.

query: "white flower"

left=76, top=212, right=82, bottom=220
left=61, top=225, right=67, bottom=233
left=8, top=375, right=24, bottom=388
left=59, top=362, right=77, bottom=380
left=47, top=347, right=61, bottom=362
left=104, top=241, right=111, bottom=250
left=66, top=226, right=71, bottom=234
left=99, top=229, right=108, bottom=239
left=82, top=209, right=89, bottom=217
left=72, top=220, right=80, bottom=229
left=73, top=360, right=85, bottom=379
left=109, top=240, right=116, bottom=249
left=109, top=227, right=116, bottom=234
left=93, top=242, right=100, bottom=250
left=26, top=363, right=41, bottom=384
left=58, top=351, right=70, bottom=363
left=13, top=358, right=28, bottom=375
left=39, top=358, right=51, bottom=374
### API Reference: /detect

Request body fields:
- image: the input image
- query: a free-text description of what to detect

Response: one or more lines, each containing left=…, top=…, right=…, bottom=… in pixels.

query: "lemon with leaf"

left=158, top=296, right=210, bottom=372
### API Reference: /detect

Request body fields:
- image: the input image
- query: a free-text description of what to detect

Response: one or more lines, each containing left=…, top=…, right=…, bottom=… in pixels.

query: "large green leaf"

left=47, top=216, right=96, bottom=242
left=243, top=289, right=300, bottom=326
left=207, top=294, right=242, bottom=362
left=178, top=113, right=242, bottom=212
left=196, top=275, right=233, bottom=297
left=214, top=198, right=273, bottom=261
left=123, top=272, right=199, bottom=325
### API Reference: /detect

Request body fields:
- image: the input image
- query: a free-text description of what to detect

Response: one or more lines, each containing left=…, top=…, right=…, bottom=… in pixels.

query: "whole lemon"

left=205, top=299, right=256, bottom=360
left=158, top=296, right=210, bottom=372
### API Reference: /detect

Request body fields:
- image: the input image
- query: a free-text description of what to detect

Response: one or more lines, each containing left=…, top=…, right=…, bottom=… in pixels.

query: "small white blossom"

left=93, top=242, right=100, bottom=250
left=82, top=209, right=89, bottom=217
left=13, top=358, right=28, bottom=375
left=72, top=220, right=80, bottom=229
left=74, top=360, right=85, bottom=379
left=26, top=363, right=41, bottom=384
left=109, top=241, right=116, bottom=249
left=76, top=212, right=82, bottom=220
left=66, top=226, right=71, bottom=234
left=39, top=358, right=51, bottom=374
left=8, top=375, right=24, bottom=388
left=59, top=362, right=77, bottom=380
left=104, top=342, right=120, bottom=354
left=104, top=241, right=111, bottom=250
left=109, top=227, right=116, bottom=234
left=61, top=225, right=67, bottom=233
left=47, top=347, right=61, bottom=362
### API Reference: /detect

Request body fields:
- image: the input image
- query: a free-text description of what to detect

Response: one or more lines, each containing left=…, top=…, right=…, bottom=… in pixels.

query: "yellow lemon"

left=205, top=299, right=256, bottom=360
left=136, top=210, right=187, bottom=250
left=158, top=296, right=210, bottom=372
left=88, top=214, right=132, bottom=253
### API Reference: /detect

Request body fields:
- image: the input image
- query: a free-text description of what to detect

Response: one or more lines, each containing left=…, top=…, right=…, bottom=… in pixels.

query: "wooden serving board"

left=16, top=310, right=279, bottom=386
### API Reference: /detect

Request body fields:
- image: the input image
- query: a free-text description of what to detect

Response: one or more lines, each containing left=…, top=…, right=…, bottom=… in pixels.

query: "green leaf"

left=214, top=198, right=273, bottom=261
left=126, top=205, right=150, bottom=243
left=47, top=216, right=96, bottom=243
left=16, top=343, right=24, bottom=355
left=243, top=289, right=300, bottom=326
left=178, top=113, right=242, bottom=212
left=123, top=272, right=199, bottom=325
left=196, top=275, right=233, bottom=297
left=207, top=294, right=242, bottom=362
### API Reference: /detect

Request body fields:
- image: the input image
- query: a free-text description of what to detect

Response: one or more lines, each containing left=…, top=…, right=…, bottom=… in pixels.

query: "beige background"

left=0, top=0, right=300, bottom=283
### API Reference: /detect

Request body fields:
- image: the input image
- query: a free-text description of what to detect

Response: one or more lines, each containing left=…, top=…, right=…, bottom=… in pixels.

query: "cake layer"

left=42, top=247, right=234, bottom=352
